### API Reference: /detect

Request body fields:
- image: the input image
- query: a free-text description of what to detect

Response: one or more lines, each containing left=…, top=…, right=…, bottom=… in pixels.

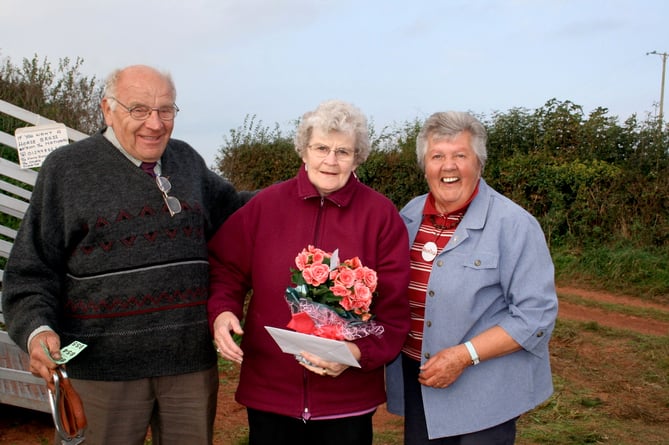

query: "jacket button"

left=424, top=352, right=431, bottom=359
left=537, top=331, right=544, bottom=337
left=474, top=259, right=481, bottom=266
left=428, top=290, right=435, bottom=297
left=436, top=260, right=443, bottom=267
left=426, top=321, right=432, bottom=327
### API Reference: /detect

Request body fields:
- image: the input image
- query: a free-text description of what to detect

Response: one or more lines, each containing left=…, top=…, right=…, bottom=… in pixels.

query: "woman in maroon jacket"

left=208, top=100, right=410, bottom=445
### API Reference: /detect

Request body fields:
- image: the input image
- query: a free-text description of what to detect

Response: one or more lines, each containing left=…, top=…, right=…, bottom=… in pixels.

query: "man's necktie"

left=140, top=161, right=157, bottom=177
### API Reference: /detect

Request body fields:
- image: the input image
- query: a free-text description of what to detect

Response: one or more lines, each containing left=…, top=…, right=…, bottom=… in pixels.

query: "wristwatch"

left=464, top=341, right=480, bottom=365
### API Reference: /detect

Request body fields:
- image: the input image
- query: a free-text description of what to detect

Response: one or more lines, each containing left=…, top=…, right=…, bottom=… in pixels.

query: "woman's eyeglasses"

left=156, top=176, right=182, bottom=217
left=308, top=144, right=355, bottom=161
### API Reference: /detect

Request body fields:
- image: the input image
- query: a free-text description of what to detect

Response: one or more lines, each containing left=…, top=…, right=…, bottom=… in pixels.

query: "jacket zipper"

left=302, top=196, right=326, bottom=421
left=302, top=369, right=311, bottom=422
left=312, top=197, right=325, bottom=246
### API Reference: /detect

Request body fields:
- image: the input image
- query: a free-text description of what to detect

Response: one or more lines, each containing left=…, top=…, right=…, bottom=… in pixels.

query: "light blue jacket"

left=386, top=179, right=558, bottom=438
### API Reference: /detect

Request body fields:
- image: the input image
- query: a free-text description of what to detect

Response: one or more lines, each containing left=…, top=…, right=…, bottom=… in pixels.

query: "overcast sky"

left=2, top=0, right=668, bottom=166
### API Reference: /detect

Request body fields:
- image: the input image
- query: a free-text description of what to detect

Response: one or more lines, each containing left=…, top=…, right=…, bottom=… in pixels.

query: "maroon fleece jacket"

left=208, top=166, right=410, bottom=419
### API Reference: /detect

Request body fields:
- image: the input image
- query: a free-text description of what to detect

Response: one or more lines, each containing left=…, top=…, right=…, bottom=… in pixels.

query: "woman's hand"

left=418, top=344, right=470, bottom=389
left=297, top=341, right=361, bottom=377
left=212, top=311, right=244, bottom=364
left=419, top=327, right=522, bottom=388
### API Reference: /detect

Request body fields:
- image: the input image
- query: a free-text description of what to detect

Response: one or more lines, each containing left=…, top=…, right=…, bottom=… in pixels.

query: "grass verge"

left=517, top=319, right=668, bottom=445
left=552, top=244, right=669, bottom=303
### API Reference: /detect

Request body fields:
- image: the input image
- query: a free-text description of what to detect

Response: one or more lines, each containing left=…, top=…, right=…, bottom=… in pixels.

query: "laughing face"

left=101, top=66, right=175, bottom=162
left=424, top=131, right=481, bottom=214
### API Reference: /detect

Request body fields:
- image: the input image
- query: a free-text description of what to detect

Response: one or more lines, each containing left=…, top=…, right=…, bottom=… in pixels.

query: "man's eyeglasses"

left=156, top=176, right=182, bottom=217
left=108, top=97, right=179, bottom=121
left=308, top=144, right=355, bottom=161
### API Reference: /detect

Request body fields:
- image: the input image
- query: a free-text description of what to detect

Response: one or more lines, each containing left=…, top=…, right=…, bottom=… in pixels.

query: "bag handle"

left=48, top=367, right=87, bottom=443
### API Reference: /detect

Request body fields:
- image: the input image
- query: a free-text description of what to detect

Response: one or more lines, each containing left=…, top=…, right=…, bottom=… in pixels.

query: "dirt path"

left=556, top=286, right=669, bottom=336
left=557, top=286, right=667, bottom=310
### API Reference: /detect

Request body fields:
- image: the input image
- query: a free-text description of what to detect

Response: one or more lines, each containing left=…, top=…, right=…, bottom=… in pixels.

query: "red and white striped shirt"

left=402, top=189, right=477, bottom=361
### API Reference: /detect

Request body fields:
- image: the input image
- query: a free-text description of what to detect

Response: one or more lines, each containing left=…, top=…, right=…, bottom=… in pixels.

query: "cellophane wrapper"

left=285, top=286, right=384, bottom=341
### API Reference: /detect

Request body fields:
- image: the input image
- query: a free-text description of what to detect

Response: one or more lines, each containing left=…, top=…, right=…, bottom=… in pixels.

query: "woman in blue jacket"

left=386, top=111, right=558, bottom=444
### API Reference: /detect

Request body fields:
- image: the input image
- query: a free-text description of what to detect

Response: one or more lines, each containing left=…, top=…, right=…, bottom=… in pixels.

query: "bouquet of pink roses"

left=285, top=245, right=384, bottom=341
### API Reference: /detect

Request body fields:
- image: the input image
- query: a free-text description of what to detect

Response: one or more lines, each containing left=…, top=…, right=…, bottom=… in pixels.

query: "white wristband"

left=464, top=341, right=480, bottom=365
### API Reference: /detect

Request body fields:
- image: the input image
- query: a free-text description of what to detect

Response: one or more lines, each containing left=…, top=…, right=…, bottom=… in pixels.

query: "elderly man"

left=2, top=65, right=247, bottom=444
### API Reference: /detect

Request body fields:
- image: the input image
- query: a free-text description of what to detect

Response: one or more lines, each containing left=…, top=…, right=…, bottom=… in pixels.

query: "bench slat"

left=0, top=239, right=14, bottom=259
left=0, top=193, right=29, bottom=219
left=0, top=367, right=44, bottom=385
left=0, top=390, right=51, bottom=413
left=0, top=158, right=38, bottom=186
left=0, top=178, right=32, bottom=201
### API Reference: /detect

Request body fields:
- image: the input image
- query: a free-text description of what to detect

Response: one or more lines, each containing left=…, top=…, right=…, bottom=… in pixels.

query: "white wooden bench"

left=0, top=157, right=49, bottom=412
left=0, top=98, right=87, bottom=412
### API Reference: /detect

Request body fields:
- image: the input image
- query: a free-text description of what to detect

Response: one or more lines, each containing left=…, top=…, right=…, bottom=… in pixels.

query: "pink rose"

left=333, top=266, right=356, bottom=288
left=331, top=283, right=351, bottom=298
left=301, top=267, right=314, bottom=285
left=302, top=263, right=330, bottom=286
left=309, top=246, right=328, bottom=265
left=351, top=282, right=373, bottom=310
left=361, top=267, right=377, bottom=292
left=339, top=293, right=354, bottom=311
left=295, top=251, right=310, bottom=270
left=345, top=256, right=362, bottom=269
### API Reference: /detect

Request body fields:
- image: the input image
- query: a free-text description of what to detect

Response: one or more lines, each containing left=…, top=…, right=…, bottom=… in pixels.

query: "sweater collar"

left=296, top=164, right=359, bottom=207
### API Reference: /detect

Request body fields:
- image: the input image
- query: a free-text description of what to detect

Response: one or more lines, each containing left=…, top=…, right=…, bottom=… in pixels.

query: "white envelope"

left=264, top=326, right=361, bottom=368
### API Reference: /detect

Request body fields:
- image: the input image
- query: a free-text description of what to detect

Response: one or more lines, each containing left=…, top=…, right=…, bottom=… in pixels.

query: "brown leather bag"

left=49, top=367, right=87, bottom=442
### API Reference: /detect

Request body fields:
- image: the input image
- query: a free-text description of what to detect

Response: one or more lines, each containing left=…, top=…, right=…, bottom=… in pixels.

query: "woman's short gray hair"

left=294, top=100, right=371, bottom=165
left=415, top=111, right=488, bottom=172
